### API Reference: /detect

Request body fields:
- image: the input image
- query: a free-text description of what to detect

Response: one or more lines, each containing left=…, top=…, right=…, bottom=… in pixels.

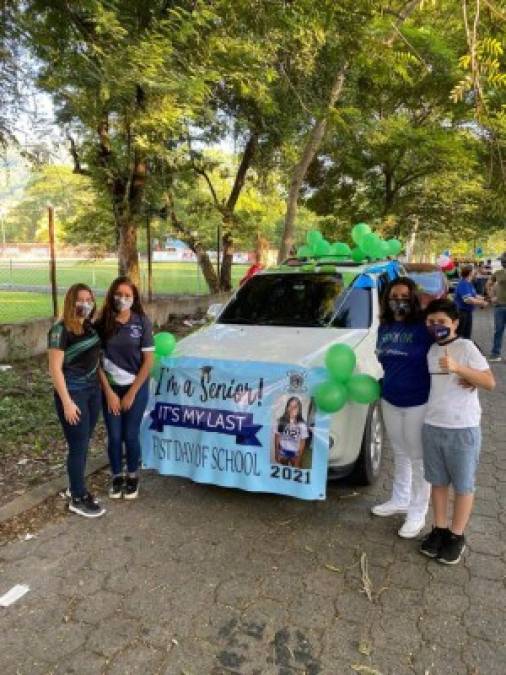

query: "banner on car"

left=141, top=356, right=330, bottom=500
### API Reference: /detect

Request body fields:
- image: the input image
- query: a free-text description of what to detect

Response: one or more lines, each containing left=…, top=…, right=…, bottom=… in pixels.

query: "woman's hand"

left=107, top=391, right=121, bottom=415
left=121, top=388, right=136, bottom=411
left=64, top=400, right=81, bottom=425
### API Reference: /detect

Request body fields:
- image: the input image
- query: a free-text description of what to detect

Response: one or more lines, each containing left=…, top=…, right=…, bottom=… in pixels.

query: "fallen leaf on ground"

left=360, top=552, right=373, bottom=602
left=357, top=639, right=372, bottom=656
left=324, top=563, right=342, bottom=573
left=351, top=665, right=383, bottom=675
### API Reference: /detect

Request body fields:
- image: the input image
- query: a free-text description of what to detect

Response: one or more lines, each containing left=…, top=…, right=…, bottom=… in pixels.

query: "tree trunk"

left=405, top=217, right=419, bottom=261
left=383, top=167, right=395, bottom=215
left=219, top=231, right=234, bottom=291
left=278, top=66, right=348, bottom=263
left=118, top=218, right=140, bottom=286
left=218, top=132, right=258, bottom=291
left=98, top=118, right=144, bottom=287
left=166, top=191, right=220, bottom=293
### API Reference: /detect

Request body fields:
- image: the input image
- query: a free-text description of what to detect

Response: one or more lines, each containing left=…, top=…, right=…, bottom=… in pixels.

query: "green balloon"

left=330, top=242, right=351, bottom=257
left=351, top=247, right=366, bottom=262
left=313, top=239, right=331, bottom=256
left=297, top=245, right=313, bottom=258
left=351, top=222, right=371, bottom=246
left=361, top=233, right=381, bottom=257
left=376, top=240, right=389, bottom=258
left=325, top=343, right=357, bottom=383
left=347, top=374, right=380, bottom=404
left=387, top=238, right=402, bottom=256
left=307, top=230, right=323, bottom=247
left=313, top=380, right=348, bottom=413
left=154, top=331, right=176, bottom=357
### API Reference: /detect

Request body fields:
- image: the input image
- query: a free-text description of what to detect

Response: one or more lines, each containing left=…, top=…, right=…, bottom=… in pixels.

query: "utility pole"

left=48, top=205, right=58, bottom=318
left=146, top=212, right=153, bottom=303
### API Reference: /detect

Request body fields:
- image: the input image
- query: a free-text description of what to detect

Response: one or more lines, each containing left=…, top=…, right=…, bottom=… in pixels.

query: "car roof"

left=260, top=257, right=402, bottom=279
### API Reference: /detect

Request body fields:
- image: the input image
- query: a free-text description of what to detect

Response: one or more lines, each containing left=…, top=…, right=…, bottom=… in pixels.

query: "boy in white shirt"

left=420, top=299, right=495, bottom=564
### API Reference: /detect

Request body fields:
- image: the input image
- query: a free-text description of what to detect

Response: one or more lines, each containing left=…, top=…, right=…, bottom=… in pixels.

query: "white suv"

left=175, top=258, right=403, bottom=484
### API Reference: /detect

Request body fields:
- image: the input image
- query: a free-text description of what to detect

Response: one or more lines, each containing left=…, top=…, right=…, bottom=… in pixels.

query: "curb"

left=0, top=457, right=109, bottom=525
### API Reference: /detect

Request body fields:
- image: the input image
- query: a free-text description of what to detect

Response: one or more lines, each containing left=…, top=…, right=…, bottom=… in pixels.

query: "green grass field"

left=0, top=260, right=248, bottom=323
left=0, top=291, right=66, bottom=323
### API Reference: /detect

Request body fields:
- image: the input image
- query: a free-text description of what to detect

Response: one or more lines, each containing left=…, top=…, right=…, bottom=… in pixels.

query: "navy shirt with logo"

left=376, top=321, right=432, bottom=407
left=454, top=279, right=476, bottom=313
left=98, top=313, right=154, bottom=386
left=48, top=320, right=101, bottom=384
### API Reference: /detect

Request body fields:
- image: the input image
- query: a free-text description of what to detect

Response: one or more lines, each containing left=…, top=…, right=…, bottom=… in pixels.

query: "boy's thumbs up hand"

left=439, top=346, right=459, bottom=374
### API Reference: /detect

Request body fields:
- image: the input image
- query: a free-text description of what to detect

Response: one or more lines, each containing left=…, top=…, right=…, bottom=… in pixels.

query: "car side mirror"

left=207, top=303, right=224, bottom=320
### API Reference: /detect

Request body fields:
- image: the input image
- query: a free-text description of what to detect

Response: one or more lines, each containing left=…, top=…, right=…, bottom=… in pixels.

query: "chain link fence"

left=0, top=255, right=246, bottom=324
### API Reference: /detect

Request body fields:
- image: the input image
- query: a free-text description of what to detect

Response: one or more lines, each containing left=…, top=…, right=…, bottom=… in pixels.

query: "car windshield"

left=409, top=271, right=446, bottom=295
left=219, top=273, right=371, bottom=328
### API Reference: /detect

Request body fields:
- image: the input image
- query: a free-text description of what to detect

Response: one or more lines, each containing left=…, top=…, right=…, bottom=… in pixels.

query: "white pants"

left=381, top=399, right=431, bottom=521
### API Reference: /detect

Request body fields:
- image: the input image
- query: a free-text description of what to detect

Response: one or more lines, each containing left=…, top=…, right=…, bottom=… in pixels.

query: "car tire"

left=349, top=402, right=383, bottom=486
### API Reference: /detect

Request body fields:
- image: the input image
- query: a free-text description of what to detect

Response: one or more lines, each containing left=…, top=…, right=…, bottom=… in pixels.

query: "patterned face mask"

left=114, top=296, right=134, bottom=311
left=75, top=301, right=94, bottom=318
left=388, top=299, right=411, bottom=316
left=427, top=324, right=451, bottom=341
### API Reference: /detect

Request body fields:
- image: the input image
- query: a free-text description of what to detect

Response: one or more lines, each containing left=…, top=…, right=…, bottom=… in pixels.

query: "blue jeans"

left=491, top=305, right=506, bottom=357
left=54, top=382, right=101, bottom=498
left=457, top=310, right=473, bottom=339
left=102, top=382, right=149, bottom=475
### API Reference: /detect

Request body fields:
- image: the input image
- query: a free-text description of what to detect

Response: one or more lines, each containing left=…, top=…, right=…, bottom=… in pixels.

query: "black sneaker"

left=420, top=527, right=450, bottom=558
left=69, top=493, right=106, bottom=518
left=437, top=532, right=466, bottom=565
left=109, top=475, right=124, bottom=499
left=124, top=476, right=139, bottom=500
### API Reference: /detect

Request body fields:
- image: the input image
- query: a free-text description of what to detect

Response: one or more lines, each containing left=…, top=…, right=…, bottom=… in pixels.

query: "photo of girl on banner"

left=272, top=395, right=315, bottom=468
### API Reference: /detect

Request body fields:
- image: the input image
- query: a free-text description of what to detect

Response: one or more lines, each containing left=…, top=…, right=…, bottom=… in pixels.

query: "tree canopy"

left=1, top=0, right=504, bottom=287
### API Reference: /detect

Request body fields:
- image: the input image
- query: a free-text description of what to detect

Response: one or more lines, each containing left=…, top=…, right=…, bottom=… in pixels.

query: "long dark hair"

left=380, top=277, right=422, bottom=325
left=278, top=397, right=304, bottom=426
left=96, top=276, right=145, bottom=339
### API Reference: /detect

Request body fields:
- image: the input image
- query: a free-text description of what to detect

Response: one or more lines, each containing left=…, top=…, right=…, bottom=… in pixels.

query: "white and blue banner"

left=141, top=357, right=330, bottom=500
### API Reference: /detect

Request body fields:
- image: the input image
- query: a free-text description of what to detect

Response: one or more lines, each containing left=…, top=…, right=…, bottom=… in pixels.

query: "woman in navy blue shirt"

left=373, top=277, right=432, bottom=538
left=96, top=277, right=154, bottom=499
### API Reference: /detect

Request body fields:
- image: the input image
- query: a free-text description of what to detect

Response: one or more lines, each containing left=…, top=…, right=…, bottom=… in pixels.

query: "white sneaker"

left=398, top=518, right=425, bottom=539
left=488, top=355, right=502, bottom=362
left=371, top=501, right=409, bottom=517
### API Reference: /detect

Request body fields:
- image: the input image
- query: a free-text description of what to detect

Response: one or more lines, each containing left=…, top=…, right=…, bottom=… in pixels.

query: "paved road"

left=1, top=311, right=505, bottom=675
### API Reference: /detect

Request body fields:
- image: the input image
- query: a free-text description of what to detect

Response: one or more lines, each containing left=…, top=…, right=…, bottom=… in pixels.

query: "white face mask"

left=114, top=295, right=133, bottom=312
left=75, top=301, right=94, bottom=318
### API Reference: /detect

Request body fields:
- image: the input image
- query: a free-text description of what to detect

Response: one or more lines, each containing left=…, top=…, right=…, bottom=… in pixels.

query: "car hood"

left=174, top=323, right=369, bottom=368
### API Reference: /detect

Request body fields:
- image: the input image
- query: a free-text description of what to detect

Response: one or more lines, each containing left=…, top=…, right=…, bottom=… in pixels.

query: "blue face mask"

left=428, top=324, right=451, bottom=341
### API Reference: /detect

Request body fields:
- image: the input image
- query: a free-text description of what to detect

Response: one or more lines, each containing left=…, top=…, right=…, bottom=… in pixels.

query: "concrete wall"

left=0, top=293, right=231, bottom=362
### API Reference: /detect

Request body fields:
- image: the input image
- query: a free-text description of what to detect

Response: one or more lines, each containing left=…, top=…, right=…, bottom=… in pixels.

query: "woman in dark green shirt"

left=48, top=283, right=105, bottom=518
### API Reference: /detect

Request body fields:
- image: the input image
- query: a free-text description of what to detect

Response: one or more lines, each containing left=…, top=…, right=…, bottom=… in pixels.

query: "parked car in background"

left=405, top=263, right=449, bottom=308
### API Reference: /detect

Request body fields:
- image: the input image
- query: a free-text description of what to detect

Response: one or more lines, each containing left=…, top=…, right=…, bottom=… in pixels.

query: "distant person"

left=240, top=253, right=264, bottom=285
left=474, top=262, right=488, bottom=296
left=487, top=252, right=506, bottom=362
left=48, top=283, right=105, bottom=518
left=420, top=299, right=495, bottom=564
left=454, top=265, right=487, bottom=339
left=95, top=277, right=154, bottom=499
left=372, top=277, right=432, bottom=539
